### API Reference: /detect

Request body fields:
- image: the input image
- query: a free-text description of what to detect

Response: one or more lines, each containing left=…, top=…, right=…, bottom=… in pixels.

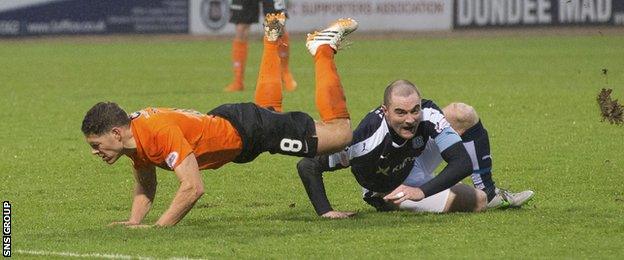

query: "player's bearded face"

left=383, top=93, right=422, bottom=139
left=85, top=131, right=124, bottom=165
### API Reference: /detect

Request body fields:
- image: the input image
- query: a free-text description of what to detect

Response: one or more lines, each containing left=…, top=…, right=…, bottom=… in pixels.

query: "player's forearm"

left=129, top=167, right=157, bottom=224
left=419, top=142, right=472, bottom=197
left=297, top=158, right=333, bottom=215
left=155, top=181, right=204, bottom=227
left=128, top=193, right=153, bottom=224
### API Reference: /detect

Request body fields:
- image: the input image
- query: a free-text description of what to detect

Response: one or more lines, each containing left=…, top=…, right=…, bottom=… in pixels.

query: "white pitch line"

left=15, top=249, right=206, bottom=260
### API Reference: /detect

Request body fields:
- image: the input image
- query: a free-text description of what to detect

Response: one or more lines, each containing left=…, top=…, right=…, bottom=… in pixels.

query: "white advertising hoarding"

left=190, top=0, right=453, bottom=35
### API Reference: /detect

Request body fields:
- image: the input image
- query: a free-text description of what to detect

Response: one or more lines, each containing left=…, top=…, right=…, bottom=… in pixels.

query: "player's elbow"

left=297, top=158, right=322, bottom=178
left=454, top=149, right=473, bottom=178
left=182, top=182, right=205, bottom=201
left=192, top=185, right=205, bottom=200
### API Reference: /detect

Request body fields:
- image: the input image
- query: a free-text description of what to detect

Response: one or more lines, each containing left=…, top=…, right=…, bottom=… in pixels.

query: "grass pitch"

left=1, top=30, right=624, bottom=258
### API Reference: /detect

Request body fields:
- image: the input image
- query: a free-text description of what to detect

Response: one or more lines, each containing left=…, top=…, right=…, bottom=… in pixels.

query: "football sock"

left=461, top=120, right=497, bottom=202
left=229, top=39, right=248, bottom=90
left=254, top=37, right=283, bottom=112
left=314, top=45, right=350, bottom=122
left=279, top=31, right=296, bottom=91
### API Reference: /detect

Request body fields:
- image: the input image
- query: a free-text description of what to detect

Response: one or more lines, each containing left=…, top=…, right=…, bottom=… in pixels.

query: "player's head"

left=81, top=102, right=130, bottom=165
left=382, top=79, right=422, bottom=139
left=442, top=102, right=479, bottom=136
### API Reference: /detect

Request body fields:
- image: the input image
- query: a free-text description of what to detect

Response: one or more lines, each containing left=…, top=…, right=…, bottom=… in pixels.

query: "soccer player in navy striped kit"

left=297, top=80, right=533, bottom=218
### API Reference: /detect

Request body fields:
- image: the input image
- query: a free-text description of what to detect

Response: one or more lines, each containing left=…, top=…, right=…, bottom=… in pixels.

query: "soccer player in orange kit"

left=81, top=14, right=358, bottom=227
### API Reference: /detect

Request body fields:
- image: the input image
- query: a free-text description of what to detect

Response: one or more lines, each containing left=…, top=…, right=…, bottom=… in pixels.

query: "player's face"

left=85, top=129, right=124, bottom=165
left=383, top=93, right=422, bottom=139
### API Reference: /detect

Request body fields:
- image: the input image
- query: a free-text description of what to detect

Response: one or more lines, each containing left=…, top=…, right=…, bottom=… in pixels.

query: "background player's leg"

left=254, top=13, right=284, bottom=112
left=224, top=24, right=250, bottom=92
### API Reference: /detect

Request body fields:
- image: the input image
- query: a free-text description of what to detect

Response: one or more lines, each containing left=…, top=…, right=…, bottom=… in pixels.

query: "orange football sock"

left=254, top=38, right=283, bottom=112
left=279, top=31, right=297, bottom=91
left=314, top=45, right=350, bottom=122
left=228, top=39, right=248, bottom=90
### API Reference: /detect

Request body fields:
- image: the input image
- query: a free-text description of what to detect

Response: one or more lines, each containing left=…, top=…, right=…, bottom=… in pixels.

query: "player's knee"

left=474, top=188, right=488, bottom=212
left=234, top=24, right=251, bottom=41
left=333, top=119, right=353, bottom=148
left=338, top=128, right=353, bottom=149
left=316, top=119, right=352, bottom=154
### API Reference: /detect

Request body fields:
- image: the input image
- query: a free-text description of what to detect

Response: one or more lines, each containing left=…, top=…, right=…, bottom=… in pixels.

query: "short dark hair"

left=81, top=102, right=130, bottom=135
left=383, top=79, right=421, bottom=106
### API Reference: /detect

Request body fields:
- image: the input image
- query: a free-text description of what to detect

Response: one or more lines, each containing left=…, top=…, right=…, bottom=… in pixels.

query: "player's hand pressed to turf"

left=127, top=224, right=156, bottom=229
left=383, top=184, right=425, bottom=205
left=321, top=210, right=356, bottom=219
left=108, top=222, right=156, bottom=229
left=107, top=221, right=140, bottom=227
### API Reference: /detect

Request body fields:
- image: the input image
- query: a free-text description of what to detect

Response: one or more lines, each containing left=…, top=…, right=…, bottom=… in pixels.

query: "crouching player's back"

left=128, top=107, right=243, bottom=171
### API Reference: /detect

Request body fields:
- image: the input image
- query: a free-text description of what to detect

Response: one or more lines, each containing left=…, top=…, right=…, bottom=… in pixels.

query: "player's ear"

left=111, top=127, right=122, bottom=141
left=381, top=104, right=389, bottom=115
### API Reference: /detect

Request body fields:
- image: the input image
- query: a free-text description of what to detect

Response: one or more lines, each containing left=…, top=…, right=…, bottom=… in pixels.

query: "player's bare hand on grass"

left=107, top=221, right=140, bottom=227
left=383, top=184, right=425, bottom=205
left=126, top=224, right=156, bottom=229
left=108, top=221, right=155, bottom=229
left=321, top=211, right=356, bottom=219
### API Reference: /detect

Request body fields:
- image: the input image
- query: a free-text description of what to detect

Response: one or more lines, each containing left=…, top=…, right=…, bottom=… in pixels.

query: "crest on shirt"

left=435, top=118, right=451, bottom=133
left=165, top=152, right=179, bottom=169
left=412, top=136, right=424, bottom=149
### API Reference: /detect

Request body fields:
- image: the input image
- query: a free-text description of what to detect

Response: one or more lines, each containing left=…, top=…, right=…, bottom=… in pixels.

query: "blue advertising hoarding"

left=0, top=0, right=188, bottom=37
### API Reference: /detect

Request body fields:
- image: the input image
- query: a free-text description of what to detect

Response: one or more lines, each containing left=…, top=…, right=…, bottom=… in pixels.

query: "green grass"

left=1, top=32, right=623, bottom=258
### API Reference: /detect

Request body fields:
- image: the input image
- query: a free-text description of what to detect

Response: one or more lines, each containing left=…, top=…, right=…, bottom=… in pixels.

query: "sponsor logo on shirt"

left=392, top=156, right=416, bottom=174
left=412, top=136, right=424, bottom=149
left=165, top=152, right=179, bottom=169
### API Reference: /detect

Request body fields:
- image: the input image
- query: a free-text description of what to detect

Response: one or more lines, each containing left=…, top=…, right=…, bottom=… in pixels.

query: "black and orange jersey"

left=128, top=107, right=242, bottom=171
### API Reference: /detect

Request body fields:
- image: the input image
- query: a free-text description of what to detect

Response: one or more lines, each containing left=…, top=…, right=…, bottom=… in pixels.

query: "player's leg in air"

left=443, top=102, right=534, bottom=209
left=254, top=13, right=358, bottom=154
left=305, top=18, right=358, bottom=154
left=253, top=12, right=287, bottom=112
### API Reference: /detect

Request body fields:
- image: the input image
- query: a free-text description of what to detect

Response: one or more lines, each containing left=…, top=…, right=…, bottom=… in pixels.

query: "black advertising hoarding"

left=0, top=0, right=188, bottom=37
left=454, top=0, right=624, bottom=28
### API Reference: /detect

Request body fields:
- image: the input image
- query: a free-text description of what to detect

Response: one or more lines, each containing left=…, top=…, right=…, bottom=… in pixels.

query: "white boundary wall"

left=190, top=0, right=453, bottom=35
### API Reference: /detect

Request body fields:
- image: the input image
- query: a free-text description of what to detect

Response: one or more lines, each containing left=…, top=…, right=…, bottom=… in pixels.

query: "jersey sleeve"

left=421, top=101, right=462, bottom=152
left=152, top=125, right=194, bottom=170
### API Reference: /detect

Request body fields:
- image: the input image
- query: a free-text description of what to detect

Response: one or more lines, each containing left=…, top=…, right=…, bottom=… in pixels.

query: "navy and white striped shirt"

left=325, top=99, right=462, bottom=193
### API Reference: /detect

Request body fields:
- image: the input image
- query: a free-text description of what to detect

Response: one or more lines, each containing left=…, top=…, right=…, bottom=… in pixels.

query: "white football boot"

left=264, top=12, right=286, bottom=42
left=306, top=18, right=358, bottom=56
left=487, top=188, right=535, bottom=209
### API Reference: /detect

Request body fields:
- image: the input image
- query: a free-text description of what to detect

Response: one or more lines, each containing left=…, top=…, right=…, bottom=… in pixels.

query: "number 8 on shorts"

left=280, top=138, right=303, bottom=152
